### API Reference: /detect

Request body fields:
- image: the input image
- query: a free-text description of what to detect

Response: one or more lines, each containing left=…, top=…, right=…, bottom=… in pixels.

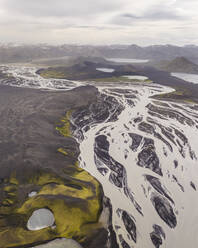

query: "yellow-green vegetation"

left=0, top=110, right=103, bottom=248
left=38, top=68, right=94, bottom=80
left=90, top=76, right=152, bottom=83
left=39, top=70, right=66, bottom=79
left=154, top=87, right=197, bottom=104
left=145, top=79, right=153, bottom=83
left=56, top=110, right=72, bottom=137
left=57, top=147, right=68, bottom=156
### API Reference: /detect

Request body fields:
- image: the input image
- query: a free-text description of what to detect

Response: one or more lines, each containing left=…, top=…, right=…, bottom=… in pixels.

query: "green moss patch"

left=56, top=110, right=72, bottom=137
left=39, top=70, right=66, bottom=79
left=153, top=87, right=198, bottom=104
left=89, top=76, right=152, bottom=83
left=0, top=109, right=103, bottom=248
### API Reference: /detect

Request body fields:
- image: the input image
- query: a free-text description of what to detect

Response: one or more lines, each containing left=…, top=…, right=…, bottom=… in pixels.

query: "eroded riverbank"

left=1, top=66, right=198, bottom=248
left=0, top=84, right=117, bottom=248
left=69, top=83, right=198, bottom=248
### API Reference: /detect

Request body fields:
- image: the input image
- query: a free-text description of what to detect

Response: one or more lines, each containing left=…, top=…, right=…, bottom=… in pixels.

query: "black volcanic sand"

left=0, top=85, right=113, bottom=248
left=0, top=85, right=97, bottom=174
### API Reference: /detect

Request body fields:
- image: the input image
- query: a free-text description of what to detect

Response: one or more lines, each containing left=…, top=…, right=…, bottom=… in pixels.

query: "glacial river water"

left=1, top=66, right=198, bottom=248
left=171, top=72, right=198, bottom=84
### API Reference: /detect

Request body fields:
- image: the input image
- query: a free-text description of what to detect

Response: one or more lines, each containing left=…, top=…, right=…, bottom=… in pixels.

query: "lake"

left=106, top=58, right=149, bottom=63
left=171, top=72, right=198, bottom=84
left=96, top=67, right=115, bottom=73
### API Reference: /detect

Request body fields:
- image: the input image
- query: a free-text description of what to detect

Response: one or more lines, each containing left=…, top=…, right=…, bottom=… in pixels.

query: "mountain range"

left=1, top=44, right=198, bottom=64
left=153, top=57, right=198, bottom=74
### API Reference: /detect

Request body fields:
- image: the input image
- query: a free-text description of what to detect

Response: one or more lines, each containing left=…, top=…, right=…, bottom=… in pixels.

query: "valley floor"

left=1, top=66, right=198, bottom=248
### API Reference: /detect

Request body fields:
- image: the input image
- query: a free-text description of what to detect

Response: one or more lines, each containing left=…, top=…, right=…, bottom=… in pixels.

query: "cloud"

left=0, top=0, right=197, bottom=45
left=113, top=3, right=187, bottom=26
left=1, top=0, right=123, bottom=17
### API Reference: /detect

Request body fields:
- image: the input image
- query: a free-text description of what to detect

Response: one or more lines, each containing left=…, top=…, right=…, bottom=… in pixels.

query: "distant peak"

left=171, top=56, right=194, bottom=64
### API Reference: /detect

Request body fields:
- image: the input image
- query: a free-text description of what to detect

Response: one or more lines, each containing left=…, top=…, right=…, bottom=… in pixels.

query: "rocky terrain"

left=0, top=79, right=118, bottom=247
left=36, top=61, right=138, bottom=81
left=1, top=65, right=198, bottom=248
left=153, top=57, right=198, bottom=74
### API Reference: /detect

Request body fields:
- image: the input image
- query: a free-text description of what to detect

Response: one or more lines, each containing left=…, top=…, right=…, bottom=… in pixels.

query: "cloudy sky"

left=0, top=0, right=197, bottom=45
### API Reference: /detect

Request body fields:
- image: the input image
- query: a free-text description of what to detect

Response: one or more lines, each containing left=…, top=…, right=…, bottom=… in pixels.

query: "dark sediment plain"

left=0, top=84, right=117, bottom=248
left=2, top=66, right=198, bottom=248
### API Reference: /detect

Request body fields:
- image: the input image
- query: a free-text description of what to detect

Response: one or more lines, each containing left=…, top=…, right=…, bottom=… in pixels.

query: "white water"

left=27, top=208, right=55, bottom=230
left=1, top=66, right=198, bottom=247
left=28, top=191, right=38, bottom=197
left=171, top=72, right=198, bottom=84
left=77, top=83, right=198, bottom=248
left=96, top=67, right=115, bottom=73
left=106, top=58, right=149, bottom=63
left=0, top=65, right=83, bottom=90
left=32, top=238, right=82, bottom=248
